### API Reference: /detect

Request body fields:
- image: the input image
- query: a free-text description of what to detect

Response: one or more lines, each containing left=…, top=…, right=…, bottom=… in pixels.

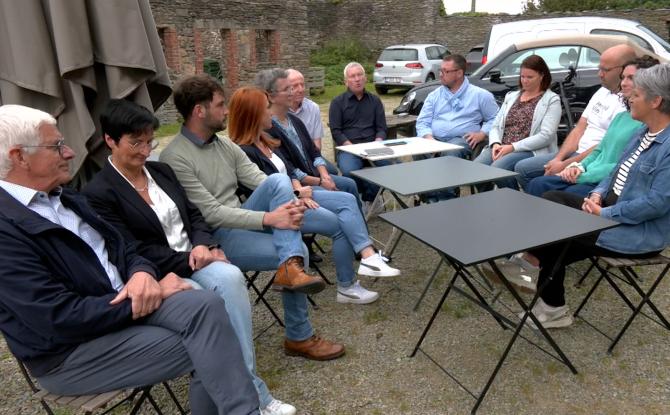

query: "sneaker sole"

left=283, top=347, right=346, bottom=361
left=357, top=268, right=401, bottom=278
left=336, top=293, right=379, bottom=304
left=526, top=315, right=574, bottom=330
left=272, top=280, right=326, bottom=294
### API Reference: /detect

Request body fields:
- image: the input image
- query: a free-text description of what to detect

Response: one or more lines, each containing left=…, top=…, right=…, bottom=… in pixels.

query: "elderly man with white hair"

left=0, top=104, right=259, bottom=415
left=328, top=62, right=390, bottom=214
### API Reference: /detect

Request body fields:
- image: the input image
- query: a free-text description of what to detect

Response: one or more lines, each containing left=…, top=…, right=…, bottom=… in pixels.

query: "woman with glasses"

left=227, top=86, right=400, bottom=306
left=474, top=55, right=560, bottom=190
left=522, top=63, right=670, bottom=329
left=83, top=99, right=297, bottom=415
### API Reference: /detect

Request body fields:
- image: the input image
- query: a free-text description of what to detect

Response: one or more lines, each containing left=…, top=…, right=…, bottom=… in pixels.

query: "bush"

left=310, top=38, right=375, bottom=86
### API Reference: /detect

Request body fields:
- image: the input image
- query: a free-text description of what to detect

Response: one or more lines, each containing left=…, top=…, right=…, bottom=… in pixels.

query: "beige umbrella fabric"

left=0, top=0, right=171, bottom=183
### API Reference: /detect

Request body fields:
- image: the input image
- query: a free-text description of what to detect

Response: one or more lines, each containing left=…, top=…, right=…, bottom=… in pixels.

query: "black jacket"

left=0, top=186, right=156, bottom=376
left=82, top=160, right=218, bottom=279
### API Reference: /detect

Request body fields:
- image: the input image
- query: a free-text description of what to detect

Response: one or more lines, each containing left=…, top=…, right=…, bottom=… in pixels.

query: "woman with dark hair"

left=228, top=86, right=400, bottom=305
left=527, top=55, right=660, bottom=197
left=475, top=55, right=560, bottom=190
left=83, top=99, right=297, bottom=415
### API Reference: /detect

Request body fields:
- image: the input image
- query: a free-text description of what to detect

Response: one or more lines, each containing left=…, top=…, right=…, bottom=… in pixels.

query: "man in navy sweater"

left=0, top=104, right=259, bottom=415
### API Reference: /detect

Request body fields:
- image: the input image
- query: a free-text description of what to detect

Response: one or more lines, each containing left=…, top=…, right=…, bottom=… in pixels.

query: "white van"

left=482, top=17, right=670, bottom=64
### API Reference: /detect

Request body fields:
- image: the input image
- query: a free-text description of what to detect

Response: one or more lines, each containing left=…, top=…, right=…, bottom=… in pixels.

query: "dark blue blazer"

left=0, top=186, right=156, bottom=376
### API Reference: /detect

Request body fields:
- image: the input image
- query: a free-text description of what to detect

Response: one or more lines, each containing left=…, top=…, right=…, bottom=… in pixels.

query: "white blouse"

left=109, top=157, right=192, bottom=252
left=269, top=152, right=287, bottom=174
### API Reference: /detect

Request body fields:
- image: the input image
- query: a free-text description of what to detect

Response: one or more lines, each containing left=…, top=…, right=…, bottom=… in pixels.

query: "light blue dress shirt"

left=415, top=78, right=499, bottom=140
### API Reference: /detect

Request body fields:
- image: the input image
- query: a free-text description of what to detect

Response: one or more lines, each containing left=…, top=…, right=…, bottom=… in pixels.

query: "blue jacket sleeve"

left=480, top=91, right=500, bottom=135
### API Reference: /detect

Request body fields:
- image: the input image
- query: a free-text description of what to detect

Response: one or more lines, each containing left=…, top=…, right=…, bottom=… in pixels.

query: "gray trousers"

left=36, top=290, right=260, bottom=415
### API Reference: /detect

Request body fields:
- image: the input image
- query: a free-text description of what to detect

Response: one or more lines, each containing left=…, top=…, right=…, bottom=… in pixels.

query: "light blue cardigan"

left=487, top=89, right=561, bottom=155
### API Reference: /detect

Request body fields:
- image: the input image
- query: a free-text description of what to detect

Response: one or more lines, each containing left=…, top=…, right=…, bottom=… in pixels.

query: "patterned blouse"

left=501, top=93, right=542, bottom=145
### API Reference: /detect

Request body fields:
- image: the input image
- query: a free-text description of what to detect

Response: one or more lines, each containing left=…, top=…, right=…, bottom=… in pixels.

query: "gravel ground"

left=2, top=93, right=669, bottom=414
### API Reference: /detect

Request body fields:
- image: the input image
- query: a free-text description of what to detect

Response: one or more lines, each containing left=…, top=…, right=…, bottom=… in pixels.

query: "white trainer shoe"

left=358, top=253, right=401, bottom=277
left=481, top=259, right=537, bottom=293
left=261, top=399, right=296, bottom=415
left=337, top=281, right=379, bottom=304
left=518, top=298, right=573, bottom=329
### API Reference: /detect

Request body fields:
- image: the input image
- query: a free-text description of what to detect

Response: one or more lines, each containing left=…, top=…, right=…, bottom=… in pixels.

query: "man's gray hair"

left=255, top=68, right=289, bottom=94
left=0, top=105, right=56, bottom=179
left=343, top=62, right=365, bottom=78
left=634, top=63, right=670, bottom=115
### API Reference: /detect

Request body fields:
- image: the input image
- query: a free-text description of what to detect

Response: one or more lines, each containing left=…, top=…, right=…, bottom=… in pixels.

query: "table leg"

left=413, top=258, right=443, bottom=311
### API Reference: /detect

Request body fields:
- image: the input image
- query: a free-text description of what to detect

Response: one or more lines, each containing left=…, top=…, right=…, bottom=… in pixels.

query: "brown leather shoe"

left=284, top=335, right=345, bottom=361
left=273, top=257, right=326, bottom=294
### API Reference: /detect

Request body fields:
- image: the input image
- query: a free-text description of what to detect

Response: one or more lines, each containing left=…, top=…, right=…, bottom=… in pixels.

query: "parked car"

left=373, top=44, right=450, bottom=94
left=482, top=16, right=670, bottom=66
left=393, top=35, right=666, bottom=140
left=465, top=44, right=483, bottom=75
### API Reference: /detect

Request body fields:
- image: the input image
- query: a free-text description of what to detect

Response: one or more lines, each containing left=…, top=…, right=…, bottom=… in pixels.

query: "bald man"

left=287, top=69, right=339, bottom=175
left=514, top=44, right=637, bottom=190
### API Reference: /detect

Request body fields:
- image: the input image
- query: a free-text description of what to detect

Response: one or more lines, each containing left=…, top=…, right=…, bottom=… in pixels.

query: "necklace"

left=132, top=176, right=149, bottom=192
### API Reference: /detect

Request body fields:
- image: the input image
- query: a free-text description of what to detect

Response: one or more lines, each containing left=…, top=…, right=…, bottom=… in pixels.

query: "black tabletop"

left=379, top=188, right=619, bottom=266
left=351, top=156, right=519, bottom=196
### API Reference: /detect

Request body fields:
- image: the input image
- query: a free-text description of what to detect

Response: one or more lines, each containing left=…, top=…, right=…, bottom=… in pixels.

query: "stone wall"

left=150, top=0, right=313, bottom=123
left=149, top=0, right=670, bottom=123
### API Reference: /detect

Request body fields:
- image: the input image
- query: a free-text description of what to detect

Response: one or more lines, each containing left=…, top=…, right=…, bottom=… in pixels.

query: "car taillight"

left=375, top=62, right=383, bottom=68
left=481, top=55, right=487, bottom=65
left=405, top=62, right=423, bottom=69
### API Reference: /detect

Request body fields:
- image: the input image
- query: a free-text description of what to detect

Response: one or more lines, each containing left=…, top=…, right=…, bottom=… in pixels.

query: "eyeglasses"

left=127, top=138, right=159, bottom=151
left=440, top=69, right=461, bottom=75
left=275, top=86, right=294, bottom=95
left=598, top=65, right=623, bottom=73
left=21, top=139, right=69, bottom=157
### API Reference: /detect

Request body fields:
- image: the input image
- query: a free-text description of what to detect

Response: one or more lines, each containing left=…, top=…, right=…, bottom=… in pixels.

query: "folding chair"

left=13, top=356, right=187, bottom=415
left=303, top=233, right=333, bottom=285
left=573, top=254, right=670, bottom=353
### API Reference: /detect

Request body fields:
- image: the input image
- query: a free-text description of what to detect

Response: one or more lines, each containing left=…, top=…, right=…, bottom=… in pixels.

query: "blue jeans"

left=213, top=174, right=313, bottom=342
left=526, top=175, right=595, bottom=198
left=415, top=135, right=473, bottom=200
left=190, top=261, right=273, bottom=408
left=323, top=158, right=340, bottom=175
left=474, top=147, right=533, bottom=191
left=316, top=174, right=363, bottom=214
left=336, top=150, right=392, bottom=202
left=305, top=189, right=372, bottom=287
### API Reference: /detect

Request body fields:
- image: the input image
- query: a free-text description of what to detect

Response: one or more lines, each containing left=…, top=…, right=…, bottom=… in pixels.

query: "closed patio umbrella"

left=0, top=0, right=171, bottom=186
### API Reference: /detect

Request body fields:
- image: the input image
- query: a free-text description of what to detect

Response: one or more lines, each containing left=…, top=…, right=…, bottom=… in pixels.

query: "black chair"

left=573, top=254, right=670, bottom=353
left=11, top=355, right=187, bottom=415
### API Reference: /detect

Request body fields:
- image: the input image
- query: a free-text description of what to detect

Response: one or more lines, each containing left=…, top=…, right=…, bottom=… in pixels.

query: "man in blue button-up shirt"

left=415, top=54, right=499, bottom=200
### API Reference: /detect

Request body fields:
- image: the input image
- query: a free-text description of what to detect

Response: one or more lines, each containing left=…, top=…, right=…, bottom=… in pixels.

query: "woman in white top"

left=474, top=55, right=561, bottom=190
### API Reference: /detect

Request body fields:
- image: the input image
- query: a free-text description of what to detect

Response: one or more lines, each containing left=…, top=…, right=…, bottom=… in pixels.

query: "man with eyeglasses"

left=329, top=62, right=390, bottom=215
left=514, top=44, right=637, bottom=190
left=0, top=104, right=260, bottom=414
left=415, top=54, right=499, bottom=201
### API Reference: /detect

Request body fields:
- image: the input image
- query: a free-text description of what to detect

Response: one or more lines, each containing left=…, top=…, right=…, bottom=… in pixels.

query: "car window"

left=578, top=47, right=601, bottom=70
left=437, top=46, right=449, bottom=58
left=485, top=45, right=584, bottom=77
left=379, top=48, right=419, bottom=61
left=590, top=29, right=653, bottom=51
left=637, top=25, right=670, bottom=53
left=425, top=47, right=439, bottom=60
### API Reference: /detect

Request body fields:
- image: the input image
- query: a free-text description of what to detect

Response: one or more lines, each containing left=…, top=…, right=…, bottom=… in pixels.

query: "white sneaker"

left=337, top=281, right=379, bottom=304
left=261, top=399, right=296, bottom=415
left=518, top=298, right=573, bottom=329
left=508, top=253, right=540, bottom=272
left=358, top=253, right=401, bottom=277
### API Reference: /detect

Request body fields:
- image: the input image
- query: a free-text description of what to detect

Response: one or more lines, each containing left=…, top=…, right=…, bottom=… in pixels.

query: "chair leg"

left=162, top=382, right=188, bottom=415
left=247, top=272, right=285, bottom=327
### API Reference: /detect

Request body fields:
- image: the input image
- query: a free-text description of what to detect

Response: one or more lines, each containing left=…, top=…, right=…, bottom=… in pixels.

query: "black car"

left=393, top=35, right=663, bottom=139
left=465, top=43, right=483, bottom=75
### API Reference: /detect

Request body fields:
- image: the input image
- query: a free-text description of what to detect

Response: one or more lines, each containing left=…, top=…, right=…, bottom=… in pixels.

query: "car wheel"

left=375, top=85, right=388, bottom=95
left=425, top=73, right=435, bottom=82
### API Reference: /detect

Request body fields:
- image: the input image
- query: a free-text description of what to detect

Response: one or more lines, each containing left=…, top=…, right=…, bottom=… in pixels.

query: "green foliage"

left=156, top=122, right=181, bottom=138
left=310, top=37, right=374, bottom=86
left=524, top=0, right=669, bottom=12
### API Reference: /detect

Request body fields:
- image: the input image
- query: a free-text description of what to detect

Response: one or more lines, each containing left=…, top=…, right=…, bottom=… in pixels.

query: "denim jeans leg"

left=324, top=158, right=340, bottom=175
left=442, top=135, right=472, bottom=160
left=337, top=151, right=379, bottom=202
left=241, top=173, right=305, bottom=263
left=526, top=175, right=571, bottom=197
left=300, top=206, right=356, bottom=288
left=514, top=152, right=556, bottom=190
left=191, top=262, right=273, bottom=408
left=490, top=151, right=533, bottom=190
left=473, top=147, right=495, bottom=192
left=329, top=175, right=363, bottom=212
left=213, top=227, right=313, bottom=342
left=312, top=189, right=372, bottom=254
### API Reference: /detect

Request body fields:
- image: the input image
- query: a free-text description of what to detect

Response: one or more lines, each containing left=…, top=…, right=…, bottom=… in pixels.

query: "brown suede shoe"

left=273, top=257, right=325, bottom=294
left=284, top=335, right=345, bottom=361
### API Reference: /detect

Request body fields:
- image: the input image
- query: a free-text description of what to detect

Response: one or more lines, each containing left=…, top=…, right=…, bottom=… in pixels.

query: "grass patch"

left=156, top=122, right=181, bottom=138
left=310, top=84, right=346, bottom=105
left=364, top=308, right=388, bottom=324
